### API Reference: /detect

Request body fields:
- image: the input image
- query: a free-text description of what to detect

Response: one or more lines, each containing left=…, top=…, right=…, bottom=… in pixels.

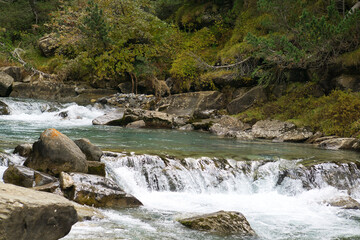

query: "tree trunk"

left=28, top=0, right=38, bottom=24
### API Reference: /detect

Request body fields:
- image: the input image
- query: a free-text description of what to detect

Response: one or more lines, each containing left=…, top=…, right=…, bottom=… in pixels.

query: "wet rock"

left=157, top=91, right=226, bottom=117
left=87, top=161, right=106, bottom=177
left=24, top=128, right=88, bottom=175
left=252, top=120, right=296, bottom=139
left=126, top=120, right=146, bottom=128
left=3, top=165, right=57, bottom=188
left=318, top=138, right=360, bottom=150
left=13, top=143, right=33, bottom=157
left=227, top=86, right=267, bottom=115
left=92, top=109, right=125, bottom=125
left=58, top=111, right=68, bottom=118
left=125, top=108, right=175, bottom=129
left=324, top=196, right=360, bottom=209
left=38, top=34, right=59, bottom=57
left=0, top=72, right=14, bottom=97
left=178, top=210, right=256, bottom=236
left=0, top=66, right=22, bottom=82
left=61, top=173, right=142, bottom=208
left=72, top=202, right=105, bottom=221
left=0, top=182, right=77, bottom=240
left=275, top=127, right=314, bottom=142
left=74, top=138, right=103, bottom=162
left=0, top=101, right=9, bottom=115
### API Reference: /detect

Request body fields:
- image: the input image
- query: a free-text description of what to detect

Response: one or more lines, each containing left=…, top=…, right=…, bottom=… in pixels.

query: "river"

left=1, top=97, right=360, bottom=240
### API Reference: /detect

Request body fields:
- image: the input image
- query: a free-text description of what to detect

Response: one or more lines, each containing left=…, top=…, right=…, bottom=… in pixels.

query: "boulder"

left=38, top=34, right=59, bottom=57
left=0, top=72, right=14, bottom=97
left=126, top=120, right=146, bottom=129
left=24, top=128, right=88, bottom=175
left=0, top=101, right=9, bottom=115
left=74, top=138, right=103, bottom=162
left=0, top=182, right=77, bottom=240
left=60, top=172, right=142, bottom=208
left=333, top=74, right=360, bottom=92
left=225, top=130, right=255, bottom=140
left=209, top=116, right=249, bottom=136
left=157, top=91, right=226, bottom=117
left=87, top=161, right=106, bottom=177
left=324, top=196, right=360, bottom=209
left=92, top=109, right=125, bottom=125
left=13, top=143, right=33, bottom=157
left=0, top=66, right=22, bottom=82
left=72, top=202, right=105, bottom=221
left=178, top=210, right=256, bottom=236
left=3, top=165, right=57, bottom=188
left=318, top=138, right=360, bottom=150
left=192, top=119, right=215, bottom=131
left=274, top=127, right=314, bottom=142
left=252, top=120, right=296, bottom=139
left=227, top=86, right=267, bottom=115
left=124, top=108, right=175, bottom=129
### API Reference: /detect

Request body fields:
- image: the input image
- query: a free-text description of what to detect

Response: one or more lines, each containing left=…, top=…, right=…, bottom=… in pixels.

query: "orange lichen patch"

left=41, top=128, right=63, bottom=138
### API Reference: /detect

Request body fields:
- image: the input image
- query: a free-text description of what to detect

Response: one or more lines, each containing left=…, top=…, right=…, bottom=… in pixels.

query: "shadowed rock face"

left=24, top=128, right=88, bottom=176
left=74, top=138, right=103, bottom=162
left=0, top=182, right=77, bottom=240
left=179, top=210, right=257, bottom=236
left=0, top=72, right=13, bottom=97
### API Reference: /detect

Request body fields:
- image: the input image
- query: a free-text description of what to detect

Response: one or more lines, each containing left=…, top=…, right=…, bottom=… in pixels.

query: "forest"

left=1, top=0, right=360, bottom=137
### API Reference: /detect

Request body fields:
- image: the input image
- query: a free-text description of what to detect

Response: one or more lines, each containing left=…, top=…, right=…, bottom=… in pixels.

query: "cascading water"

left=1, top=97, right=360, bottom=239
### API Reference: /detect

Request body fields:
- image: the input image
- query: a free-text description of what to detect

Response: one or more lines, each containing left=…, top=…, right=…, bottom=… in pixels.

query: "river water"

left=1, top=97, right=360, bottom=240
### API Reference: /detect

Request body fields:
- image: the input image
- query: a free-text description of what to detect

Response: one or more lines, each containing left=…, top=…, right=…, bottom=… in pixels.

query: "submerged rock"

left=0, top=101, right=9, bottom=115
left=178, top=210, right=256, bottom=236
left=324, top=196, right=360, bottom=209
left=0, top=182, right=77, bottom=240
left=74, top=138, right=103, bottom=162
left=60, top=172, right=142, bottom=208
left=24, top=128, right=88, bottom=175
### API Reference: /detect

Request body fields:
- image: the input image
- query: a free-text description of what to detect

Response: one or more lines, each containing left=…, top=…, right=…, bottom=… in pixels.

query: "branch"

left=188, top=52, right=251, bottom=70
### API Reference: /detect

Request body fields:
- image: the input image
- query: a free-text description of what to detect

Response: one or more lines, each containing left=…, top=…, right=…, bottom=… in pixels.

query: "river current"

left=1, top=97, right=360, bottom=240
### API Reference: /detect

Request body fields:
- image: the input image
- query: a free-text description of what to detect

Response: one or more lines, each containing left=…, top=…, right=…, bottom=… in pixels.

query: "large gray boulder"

left=3, top=165, right=57, bottom=188
left=178, top=210, right=256, bottom=236
left=209, top=115, right=249, bottom=136
left=24, top=128, right=88, bottom=175
left=0, top=66, right=22, bottom=82
left=0, top=72, right=14, bottom=97
left=227, top=86, right=267, bottom=115
left=92, top=108, right=125, bottom=125
left=74, top=138, right=103, bottom=162
left=157, top=91, right=226, bottom=117
left=252, top=120, right=296, bottom=139
left=60, top=172, right=143, bottom=208
left=0, top=101, right=9, bottom=115
left=0, top=182, right=77, bottom=240
left=274, top=127, right=314, bottom=142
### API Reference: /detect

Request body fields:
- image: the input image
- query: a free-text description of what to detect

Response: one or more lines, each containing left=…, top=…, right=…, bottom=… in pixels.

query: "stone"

left=0, top=182, right=77, bottom=240
left=124, top=108, right=175, bottom=129
left=24, top=129, right=88, bottom=176
left=318, top=138, right=360, bottom=150
left=87, top=161, right=106, bottom=177
left=126, top=120, right=146, bottom=129
left=0, top=72, right=14, bottom=97
left=0, top=66, right=22, bottom=82
left=275, top=127, right=314, bottom=142
left=178, top=210, right=256, bottom=236
left=61, top=173, right=142, bottom=208
left=324, top=196, right=360, bottom=209
left=225, top=130, right=255, bottom=140
left=92, top=109, right=125, bottom=125
left=192, top=119, right=215, bottom=131
left=227, top=86, right=267, bottom=115
left=209, top=116, right=249, bottom=136
left=60, top=172, right=75, bottom=189
left=74, top=138, right=103, bottom=162
left=72, top=202, right=105, bottom=221
left=178, top=124, right=194, bottom=131
left=32, top=182, right=62, bottom=195
left=3, top=165, right=57, bottom=188
left=193, top=109, right=219, bottom=119
left=252, top=120, right=296, bottom=139
left=333, top=74, right=360, bottom=92
left=13, top=143, right=33, bottom=157
left=38, top=34, right=59, bottom=57
left=0, top=101, right=9, bottom=115
left=157, top=91, right=226, bottom=117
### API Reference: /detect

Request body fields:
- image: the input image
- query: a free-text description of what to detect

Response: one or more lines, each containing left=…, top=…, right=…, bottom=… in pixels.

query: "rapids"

left=1, top=97, right=360, bottom=240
